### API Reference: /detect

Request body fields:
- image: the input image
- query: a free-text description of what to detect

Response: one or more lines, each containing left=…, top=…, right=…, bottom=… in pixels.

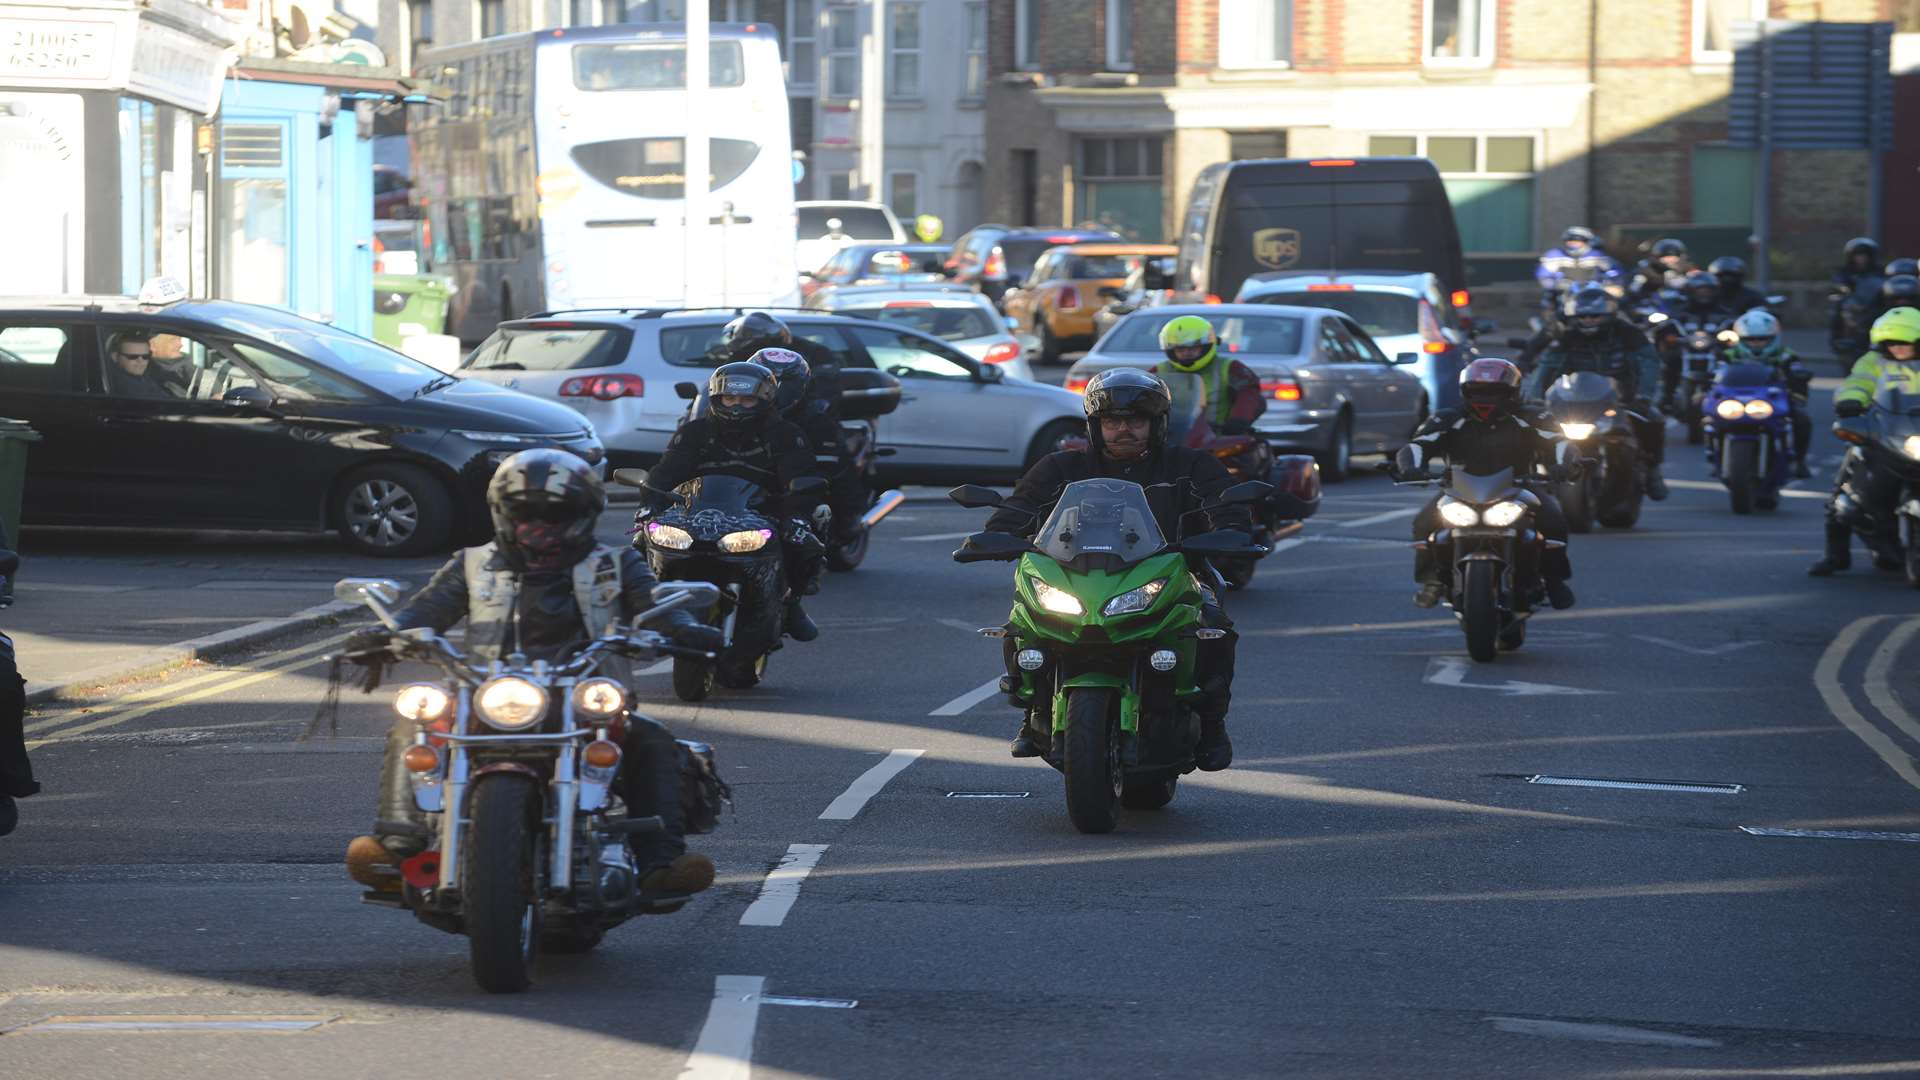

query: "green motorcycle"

left=951, top=477, right=1268, bottom=833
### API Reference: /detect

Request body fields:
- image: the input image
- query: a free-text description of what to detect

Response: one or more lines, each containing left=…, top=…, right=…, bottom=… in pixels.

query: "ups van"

left=1175, top=157, right=1467, bottom=307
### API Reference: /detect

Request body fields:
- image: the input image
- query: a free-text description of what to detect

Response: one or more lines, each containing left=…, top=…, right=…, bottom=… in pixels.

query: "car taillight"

left=1423, top=341, right=1448, bottom=354
left=1451, top=289, right=1471, bottom=309
left=1262, top=379, right=1302, bottom=402
left=1307, top=283, right=1354, bottom=292
left=1418, top=299, right=1448, bottom=354
left=984, top=248, right=1006, bottom=279
left=560, top=374, right=645, bottom=401
left=983, top=341, right=1021, bottom=365
left=1065, top=375, right=1090, bottom=394
left=1056, top=286, right=1079, bottom=310
left=1309, top=159, right=1356, bottom=167
left=1204, top=294, right=1223, bottom=305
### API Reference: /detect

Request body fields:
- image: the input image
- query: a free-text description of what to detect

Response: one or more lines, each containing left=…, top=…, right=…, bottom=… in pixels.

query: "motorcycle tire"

left=673, top=656, right=715, bottom=702
left=826, top=492, right=876, bottom=572
left=1559, top=477, right=1593, bottom=534
left=1121, top=771, right=1178, bottom=810
left=716, top=652, right=768, bottom=689
left=1063, top=688, right=1122, bottom=835
left=463, top=773, right=541, bottom=994
left=540, top=923, right=604, bottom=954
left=1724, top=439, right=1759, bottom=516
left=1906, top=518, right=1920, bottom=590
left=1461, top=560, right=1501, bottom=664
left=1219, top=558, right=1256, bottom=592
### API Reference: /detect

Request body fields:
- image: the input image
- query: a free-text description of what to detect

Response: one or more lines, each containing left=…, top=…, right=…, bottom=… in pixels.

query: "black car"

left=942, top=226, right=1123, bottom=307
left=0, top=293, right=602, bottom=556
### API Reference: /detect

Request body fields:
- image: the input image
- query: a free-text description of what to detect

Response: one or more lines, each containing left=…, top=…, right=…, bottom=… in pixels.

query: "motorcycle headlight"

left=1482, top=500, right=1527, bottom=528
left=718, top=528, right=772, bottom=553
left=1437, top=498, right=1479, bottom=528
left=475, top=676, right=549, bottom=730
left=1717, top=329, right=1740, bottom=344
left=572, top=677, right=626, bottom=717
left=1559, top=422, right=1595, bottom=441
left=1102, top=578, right=1167, bottom=617
left=1904, top=435, right=1920, bottom=460
left=1028, top=575, right=1084, bottom=616
left=1744, top=399, right=1774, bottom=419
left=646, top=523, right=694, bottom=550
left=1716, top=398, right=1746, bottom=420
left=393, top=683, right=452, bottom=721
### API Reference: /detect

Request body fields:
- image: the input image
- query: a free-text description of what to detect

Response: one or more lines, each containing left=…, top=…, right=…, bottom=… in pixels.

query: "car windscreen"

left=1101, top=313, right=1306, bottom=358
left=1033, top=479, right=1166, bottom=564
left=799, top=206, right=897, bottom=239
left=837, top=305, right=998, bottom=341
left=571, top=41, right=745, bottom=90
left=200, top=307, right=448, bottom=397
left=1065, top=255, right=1136, bottom=280
left=1247, top=290, right=1417, bottom=338
left=461, top=325, right=630, bottom=372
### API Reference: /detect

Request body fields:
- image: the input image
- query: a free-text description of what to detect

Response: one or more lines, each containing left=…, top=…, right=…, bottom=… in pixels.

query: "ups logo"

left=1252, top=227, right=1302, bottom=270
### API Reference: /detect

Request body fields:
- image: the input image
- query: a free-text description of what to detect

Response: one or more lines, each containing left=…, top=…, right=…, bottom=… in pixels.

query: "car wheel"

left=334, top=463, right=454, bottom=557
left=1036, top=318, right=1061, bottom=365
left=1026, top=419, right=1083, bottom=471
left=1316, top=413, right=1353, bottom=483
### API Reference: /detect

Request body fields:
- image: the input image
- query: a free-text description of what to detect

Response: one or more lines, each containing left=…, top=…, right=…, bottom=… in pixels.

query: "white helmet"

left=1732, top=309, right=1780, bottom=355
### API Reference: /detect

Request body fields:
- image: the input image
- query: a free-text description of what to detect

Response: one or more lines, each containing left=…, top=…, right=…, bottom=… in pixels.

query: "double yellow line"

left=1815, top=614, right=1920, bottom=792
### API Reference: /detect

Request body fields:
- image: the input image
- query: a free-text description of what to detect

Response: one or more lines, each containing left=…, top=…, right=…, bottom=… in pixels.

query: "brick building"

left=985, top=0, right=1918, bottom=280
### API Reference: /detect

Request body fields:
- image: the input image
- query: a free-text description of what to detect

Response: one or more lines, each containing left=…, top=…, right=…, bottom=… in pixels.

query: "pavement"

left=4, top=355, right=1919, bottom=1078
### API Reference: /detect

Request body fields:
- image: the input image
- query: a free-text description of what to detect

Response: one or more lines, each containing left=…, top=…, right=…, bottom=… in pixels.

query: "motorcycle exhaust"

left=859, top=490, right=907, bottom=530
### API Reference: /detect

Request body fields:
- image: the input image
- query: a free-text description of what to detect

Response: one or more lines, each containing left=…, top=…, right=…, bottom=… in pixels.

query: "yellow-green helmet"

left=1158, top=314, right=1219, bottom=372
left=1870, top=306, right=1920, bottom=351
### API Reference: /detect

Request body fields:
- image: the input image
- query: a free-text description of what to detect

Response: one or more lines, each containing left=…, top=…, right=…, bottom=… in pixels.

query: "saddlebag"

left=1270, top=454, right=1323, bottom=521
left=676, top=739, right=731, bottom=835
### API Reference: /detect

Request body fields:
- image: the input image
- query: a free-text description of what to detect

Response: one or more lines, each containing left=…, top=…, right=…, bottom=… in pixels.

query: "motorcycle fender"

left=469, top=762, right=542, bottom=782
left=1051, top=675, right=1132, bottom=734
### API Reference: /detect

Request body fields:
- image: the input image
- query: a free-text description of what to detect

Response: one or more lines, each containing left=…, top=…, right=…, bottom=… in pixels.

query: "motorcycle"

left=333, top=575, right=726, bottom=994
left=1831, top=381, right=1920, bottom=587
left=1830, top=275, right=1884, bottom=361
left=1542, top=371, right=1643, bottom=531
left=1702, top=360, right=1794, bottom=515
left=949, top=478, right=1269, bottom=833
left=620, top=469, right=827, bottom=699
left=823, top=418, right=907, bottom=572
left=1648, top=312, right=1732, bottom=445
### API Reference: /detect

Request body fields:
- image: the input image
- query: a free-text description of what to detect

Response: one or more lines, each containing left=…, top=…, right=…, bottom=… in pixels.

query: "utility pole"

left=684, top=4, right=711, bottom=305
left=857, top=0, right=884, bottom=201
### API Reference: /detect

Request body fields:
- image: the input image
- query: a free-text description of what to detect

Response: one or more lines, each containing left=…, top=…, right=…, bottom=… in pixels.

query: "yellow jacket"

left=1836, top=352, right=1920, bottom=408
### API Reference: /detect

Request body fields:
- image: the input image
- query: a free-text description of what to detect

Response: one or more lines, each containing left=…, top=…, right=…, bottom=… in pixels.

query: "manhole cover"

left=945, top=791, right=1030, bottom=799
left=1524, top=775, right=1744, bottom=795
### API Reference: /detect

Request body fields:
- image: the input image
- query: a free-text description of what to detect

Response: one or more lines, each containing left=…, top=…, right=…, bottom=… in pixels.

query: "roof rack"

left=521, top=304, right=836, bottom=321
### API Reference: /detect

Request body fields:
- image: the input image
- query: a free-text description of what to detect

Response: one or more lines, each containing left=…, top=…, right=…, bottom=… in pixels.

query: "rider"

left=1708, top=256, right=1769, bottom=316
left=1874, top=271, right=1920, bottom=326
left=341, top=450, right=725, bottom=898
left=641, top=361, right=827, bottom=641
left=1149, top=314, right=1266, bottom=435
left=1627, top=237, right=1691, bottom=309
left=985, top=369, right=1246, bottom=771
left=1535, top=226, right=1623, bottom=313
left=1651, top=269, right=1734, bottom=408
left=1724, top=309, right=1814, bottom=479
left=1401, top=358, right=1577, bottom=611
left=1524, top=285, right=1669, bottom=500
left=1829, top=238, right=1885, bottom=354
left=1810, top=307, right=1920, bottom=577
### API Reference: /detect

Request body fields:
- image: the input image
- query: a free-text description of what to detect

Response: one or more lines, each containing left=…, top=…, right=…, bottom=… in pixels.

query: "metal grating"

left=1740, top=827, right=1920, bottom=843
left=945, top=791, right=1031, bottom=799
left=1525, top=775, right=1744, bottom=795
left=1728, top=20, right=1894, bottom=150
left=222, top=124, right=285, bottom=169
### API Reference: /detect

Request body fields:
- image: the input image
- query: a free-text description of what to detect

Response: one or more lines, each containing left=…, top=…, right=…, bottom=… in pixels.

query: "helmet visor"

left=1739, top=335, right=1775, bottom=353
left=1166, top=342, right=1210, bottom=365
left=1572, top=314, right=1609, bottom=333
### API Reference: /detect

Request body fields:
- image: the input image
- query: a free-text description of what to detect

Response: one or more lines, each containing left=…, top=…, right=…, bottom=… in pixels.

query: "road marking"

left=1740, top=827, right=1920, bottom=843
left=1526, top=775, right=1743, bottom=795
left=762, top=996, right=858, bottom=1009
left=930, top=677, right=1002, bottom=716
left=901, top=531, right=977, bottom=542
left=1814, top=615, right=1920, bottom=793
left=1423, top=656, right=1606, bottom=697
left=1487, top=1017, right=1719, bottom=1048
left=1267, top=537, right=1307, bottom=555
left=16, top=1015, right=335, bottom=1033
left=819, top=749, right=925, bottom=820
left=1665, top=478, right=1826, bottom=499
left=678, top=975, right=766, bottom=1080
left=1631, top=635, right=1764, bottom=657
left=739, top=845, right=830, bottom=927
left=23, top=635, right=342, bottom=735
left=27, top=645, right=339, bottom=747
left=1862, top=616, right=1920, bottom=745
left=1338, top=506, right=1419, bottom=529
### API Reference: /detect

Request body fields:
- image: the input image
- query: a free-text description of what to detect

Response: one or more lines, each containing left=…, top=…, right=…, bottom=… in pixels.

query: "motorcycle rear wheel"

left=673, top=656, right=715, bottom=702
left=1906, top=518, right=1920, bottom=590
left=463, top=774, right=541, bottom=994
left=1461, top=560, right=1501, bottom=663
left=1725, top=439, right=1758, bottom=515
left=716, top=652, right=769, bottom=689
left=1064, top=689, right=1122, bottom=834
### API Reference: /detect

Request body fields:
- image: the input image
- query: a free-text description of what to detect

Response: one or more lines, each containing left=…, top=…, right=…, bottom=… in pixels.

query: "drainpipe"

left=1585, top=0, right=1598, bottom=228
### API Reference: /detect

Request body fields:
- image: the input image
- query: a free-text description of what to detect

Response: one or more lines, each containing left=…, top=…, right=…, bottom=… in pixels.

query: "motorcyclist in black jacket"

left=1626, top=237, right=1691, bottom=310
left=341, top=450, right=724, bottom=898
left=1525, top=286, right=1670, bottom=500
left=1709, top=256, right=1770, bottom=316
left=985, top=369, right=1246, bottom=771
left=1829, top=237, right=1884, bottom=356
left=641, top=361, right=827, bottom=642
left=1399, top=359, right=1577, bottom=612
left=1651, top=270, right=1736, bottom=409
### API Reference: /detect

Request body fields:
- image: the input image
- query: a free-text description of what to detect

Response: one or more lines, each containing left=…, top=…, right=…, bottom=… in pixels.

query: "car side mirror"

left=610, top=467, right=650, bottom=489
left=1392, top=352, right=1419, bottom=366
left=675, top=381, right=699, bottom=401
left=948, top=484, right=1006, bottom=509
left=976, top=364, right=1004, bottom=383
left=223, top=385, right=274, bottom=410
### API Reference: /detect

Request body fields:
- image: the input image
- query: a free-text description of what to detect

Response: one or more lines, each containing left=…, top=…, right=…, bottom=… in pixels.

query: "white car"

left=795, top=201, right=908, bottom=282
left=806, top=284, right=1034, bottom=382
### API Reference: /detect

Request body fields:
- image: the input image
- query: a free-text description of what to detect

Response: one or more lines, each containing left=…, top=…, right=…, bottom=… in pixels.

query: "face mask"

left=512, top=520, right=576, bottom=570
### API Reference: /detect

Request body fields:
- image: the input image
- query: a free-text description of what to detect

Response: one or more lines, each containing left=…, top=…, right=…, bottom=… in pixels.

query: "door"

left=0, top=322, right=92, bottom=524
left=1322, top=318, right=1394, bottom=449
left=847, top=324, right=1018, bottom=469
left=1344, top=319, right=1421, bottom=448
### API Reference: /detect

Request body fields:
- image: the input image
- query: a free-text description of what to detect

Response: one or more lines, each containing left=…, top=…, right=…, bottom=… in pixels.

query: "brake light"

left=1066, top=375, right=1090, bottom=394
left=1262, top=379, right=1302, bottom=401
left=1451, top=289, right=1471, bottom=308
left=1423, top=341, right=1448, bottom=354
left=1309, top=159, right=1356, bottom=167
left=1055, top=286, right=1079, bottom=310
left=1204, top=294, right=1223, bottom=305
left=1418, top=299, right=1447, bottom=355
left=982, top=341, right=1021, bottom=365
left=1047, top=235, right=1080, bottom=243
left=560, top=374, right=645, bottom=401
left=1307, top=284, right=1354, bottom=292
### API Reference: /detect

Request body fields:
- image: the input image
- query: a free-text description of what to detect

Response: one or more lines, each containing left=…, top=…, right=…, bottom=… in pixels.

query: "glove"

left=342, top=627, right=393, bottom=657
left=670, top=622, right=726, bottom=654
left=1836, top=399, right=1867, bottom=418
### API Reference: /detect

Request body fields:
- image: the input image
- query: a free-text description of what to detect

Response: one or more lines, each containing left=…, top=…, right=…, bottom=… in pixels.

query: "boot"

left=346, top=835, right=401, bottom=892
left=1808, top=521, right=1852, bottom=576
left=1196, top=715, right=1233, bottom=772
left=1010, top=715, right=1047, bottom=758
left=1644, top=463, right=1669, bottom=501
left=1545, top=578, right=1576, bottom=610
left=640, top=852, right=715, bottom=898
left=1413, top=581, right=1444, bottom=609
left=784, top=598, right=819, bottom=642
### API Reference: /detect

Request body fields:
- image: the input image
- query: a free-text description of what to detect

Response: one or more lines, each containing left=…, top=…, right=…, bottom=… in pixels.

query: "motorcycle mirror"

left=1177, top=529, right=1264, bottom=557
left=334, top=577, right=403, bottom=606
left=1207, top=480, right=1273, bottom=507
left=948, top=484, right=1007, bottom=509
left=675, top=382, right=699, bottom=401
left=953, top=530, right=1034, bottom=562
left=610, top=467, right=650, bottom=489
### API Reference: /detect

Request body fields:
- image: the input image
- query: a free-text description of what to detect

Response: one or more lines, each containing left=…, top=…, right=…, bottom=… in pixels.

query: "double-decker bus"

left=412, top=22, right=797, bottom=343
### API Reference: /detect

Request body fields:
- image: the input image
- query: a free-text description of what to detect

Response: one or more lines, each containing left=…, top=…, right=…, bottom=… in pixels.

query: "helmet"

left=1561, top=285, right=1618, bottom=335
left=749, top=347, right=811, bottom=415
left=1082, top=368, right=1173, bottom=456
left=1732, top=309, right=1780, bottom=357
left=1459, top=358, right=1523, bottom=420
left=706, top=361, right=778, bottom=429
left=719, top=311, right=794, bottom=362
left=487, top=449, right=606, bottom=572
left=1869, top=306, right=1920, bottom=352
left=1651, top=237, right=1687, bottom=264
left=1844, top=237, right=1881, bottom=265
left=1884, top=275, right=1920, bottom=306
left=1885, top=257, right=1919, bottom=279
left=1157, top=314, right=1219, bottom=372
left=1708, top=255, right=1747, bottom=287
left=1561, top=226, right=1597, bottom=252
left=1681, top=269, right=1719, bottom=306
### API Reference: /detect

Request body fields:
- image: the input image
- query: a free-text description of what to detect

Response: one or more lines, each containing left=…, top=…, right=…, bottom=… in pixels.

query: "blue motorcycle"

left=1702, top=360, right=1793, bottom=514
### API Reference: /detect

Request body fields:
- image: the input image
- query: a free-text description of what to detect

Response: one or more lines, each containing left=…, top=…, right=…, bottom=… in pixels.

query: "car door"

left=846, top=324, right=1019, bottom=470
left=1343, top=318, right=1422, bottom=448
left=1323, top=317, right=1393, bottom=448
left=0, top=321, right=93, bottom=525
left=1002, top=251, right=1048, bottom=329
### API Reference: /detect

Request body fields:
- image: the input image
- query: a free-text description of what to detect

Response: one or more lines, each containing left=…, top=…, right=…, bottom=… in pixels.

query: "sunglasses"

left=118, top=350, right=151, bottom=359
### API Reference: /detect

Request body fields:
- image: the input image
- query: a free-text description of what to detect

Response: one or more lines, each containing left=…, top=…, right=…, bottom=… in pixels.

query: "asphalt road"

left=5, top=394, right=1920, bottom=1078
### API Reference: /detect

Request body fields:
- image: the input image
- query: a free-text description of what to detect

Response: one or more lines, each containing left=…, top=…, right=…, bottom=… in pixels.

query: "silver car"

left=806, top=284, right=1033, bottom=381
left=456, top=308, right=1083, bottom=482
left=1067, top=303, right=1427, bottom=480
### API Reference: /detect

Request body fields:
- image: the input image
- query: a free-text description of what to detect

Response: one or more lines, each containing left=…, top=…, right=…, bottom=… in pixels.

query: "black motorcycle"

left=823, top=419, right=906, bottom=572
left=1832, top=382, right=1920, bottom=587
left=1543, top=371, right=1643, bottom=531
left=1650, top=312, right=1732, bottom=444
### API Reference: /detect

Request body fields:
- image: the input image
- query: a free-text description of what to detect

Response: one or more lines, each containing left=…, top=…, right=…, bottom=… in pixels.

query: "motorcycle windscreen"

left=1546, top=371, right=1619, bottom=418
left=1715, top=361, right=1776, bottom=389
left=1449, top=467, right=1516, bottom=504
left=667, top=475, right=777, bottom=538
left=1033, top=479, right=1167, bottom=564
left=1160, top=370, right=1211, bottom=449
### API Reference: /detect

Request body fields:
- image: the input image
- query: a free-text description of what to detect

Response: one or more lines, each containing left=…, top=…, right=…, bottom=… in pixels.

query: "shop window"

left=1368, top=133, right=1535, bottom=253
left=1077, top=136, right=1162, bottom=242
left=888, top=2, right=920, bottom=98
left=1219, top=0, right=1293, bottom=68
left=787, top=0, right=817, bottom=89
left=1424, top=0, right=1494, bottom=66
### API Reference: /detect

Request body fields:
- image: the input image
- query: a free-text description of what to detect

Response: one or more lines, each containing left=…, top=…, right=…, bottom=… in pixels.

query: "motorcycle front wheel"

left=1724, top=439, right=1759, bottom=515
left=463, top=773, right=541, bottom=994
left=673, top=656, right=715, bottom=702
left=1064, top=688, right=1122, bottom=834
left=1461, top=560, right=1501, bottom=663
left=1559, top=476, right=1592, bottom=534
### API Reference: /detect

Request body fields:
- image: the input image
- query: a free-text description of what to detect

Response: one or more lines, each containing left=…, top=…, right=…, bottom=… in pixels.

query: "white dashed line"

left=739, top=844, right=830, bottom=927
left=820, top=749, right=925, bottom=819
left=678, top=975, right=766, bottom=1080
left=1338, top=506, right=1420, bottom=528
left=930, top=677, right=1003, bottom=716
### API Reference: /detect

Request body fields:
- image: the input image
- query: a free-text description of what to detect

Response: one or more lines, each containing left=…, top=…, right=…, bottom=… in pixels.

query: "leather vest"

left=460, top=543, right=631, bottom=681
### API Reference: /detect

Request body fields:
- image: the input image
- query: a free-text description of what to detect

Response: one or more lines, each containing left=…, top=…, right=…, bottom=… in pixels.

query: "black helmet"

left=1708, top=255, right=1747, bottom=287
left=1681, top=269, right=1719, bottom=306
left=719, top=311, right=794, bottom=362
left=1885, top=257, right=1919, bottom=279
left=749, top=347, right=812, bottom=415
left=487, top=448, right=606, bottom=572
left=1844, top=237, right=1881, bottom=266
left=706, top=361, right=778, bottom=429
left=1562, top=285, right=1618, bottom=336
left=1884, top=275, right=1920, bottom=306
left=1459, top=358, right=1523, bottom=420
left=1082, top=368, right=1172, bottom=456
left=1651, top=237, right=1687, bottom=263
left=1561, top=226, right=1597, bottom=252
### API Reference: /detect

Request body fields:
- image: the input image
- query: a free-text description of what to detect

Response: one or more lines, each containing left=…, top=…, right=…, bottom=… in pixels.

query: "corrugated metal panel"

left=1727, top=20, right=1894, bottom=150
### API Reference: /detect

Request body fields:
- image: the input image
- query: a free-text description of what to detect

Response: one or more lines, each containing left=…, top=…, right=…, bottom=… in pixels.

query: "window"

left=659, top=321, right=862, bottom=369
left=889, top=2, right=921, bottom=97
left=621, top=0, right=686, bottom=17
left=478, top=0, right=506, bottom=39
left=1228, top=131, right=1287, bottom=161
left=1423, top=0, right=1494, bottom=66
left=1219, top=0, right=1293, bottom=68
left=1100, top=313, right=1305, bottom=356
left=227, top=343, right=370, bottom=403
left=1106, top=0, right=1133, bottom=70
left=825, top=5, right=858, bottom=98
left=0, top=326, right=71, bottom=392
left=1368, top=133, right=1535, bottom=253
left=1693, top=0, right=1765, bottom=62
left=1015, top=0, right=1039, bottom=69
left=573, top=42, right=747, bottom=90
left=888, top=171, right=918, bottom=219
left=964, top=1, right=987, bottom=97
left=221, top=119, right=291, bottom=307
left=787, top=0, right=816, bottom=89
left=1691, top=146, right=1756, bottom=226
left=408, top=0, right=433, bottom=53
left=96, top=328, right=222, bottom=400
left=850, top=326, right=974, bottom=380
left=1077, top=135, right=1164, bottom=242
left=461, top=325, right=632, bottom=372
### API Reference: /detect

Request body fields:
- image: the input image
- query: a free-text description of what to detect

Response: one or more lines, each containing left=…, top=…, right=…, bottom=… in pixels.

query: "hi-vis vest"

left=461, top=543, right=628, bottom=677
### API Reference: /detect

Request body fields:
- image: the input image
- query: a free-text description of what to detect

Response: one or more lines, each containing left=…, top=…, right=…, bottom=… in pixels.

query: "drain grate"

left=1525, top=775, right=1744, bottom=795
left=945, top=791, right=1030, bottom=799
left=762, top=996, right=858, bottom=1009
left=1740, top=827, right=1920, bottom=843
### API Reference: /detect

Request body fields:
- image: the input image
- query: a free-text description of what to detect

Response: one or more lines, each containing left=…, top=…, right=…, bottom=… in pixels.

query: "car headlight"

left=1559, top=422, right=1595, bottom=441
left=1029, top=575, right=1084, bottom=616
left=374, top=290, right=408, bottom=315
left=571, top=678, right=626, bottom=717
left=1102, top=578, right=1166, bottom=617
left=1482, top=500, right=1527, bottom=528
left=393, top=683, right=451, bottom=721
left=1904, top=435, right=1920, bottom=460
left=455, top=429, right=544, bottom=445
left=1715, top=399, right=1745, bottom=420
left=1744, top=399, right=1774, bottom=419
left=719, top=528, right=771, bottom=553
left=475, top=676, right=549, bottom=730
left=646, top=522, right=694, bottom=550
left=1437, top=499, right=1479, bottom=528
